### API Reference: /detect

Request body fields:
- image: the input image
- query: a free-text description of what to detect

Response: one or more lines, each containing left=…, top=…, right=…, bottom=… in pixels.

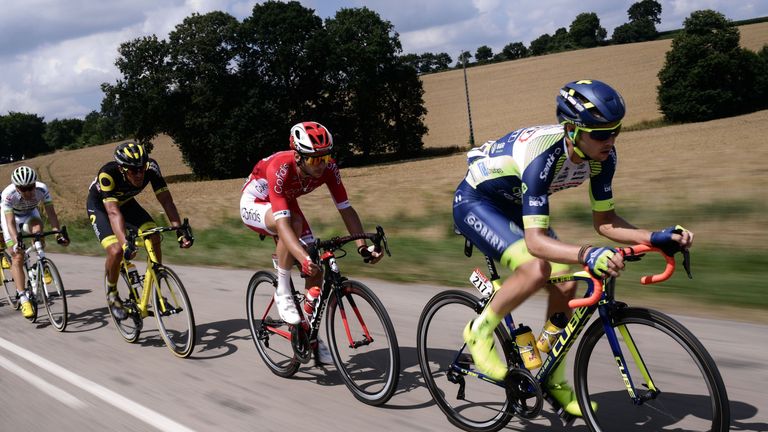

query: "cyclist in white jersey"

left=2, top=166, right=69, bottom=318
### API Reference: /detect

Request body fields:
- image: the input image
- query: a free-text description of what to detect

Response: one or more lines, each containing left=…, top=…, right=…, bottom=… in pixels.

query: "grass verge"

left=58, top=211, right=767, bottom=314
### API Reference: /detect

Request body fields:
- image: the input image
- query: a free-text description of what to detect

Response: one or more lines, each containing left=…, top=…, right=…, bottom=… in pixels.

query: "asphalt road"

left=0, top=253, right=765, bottom=432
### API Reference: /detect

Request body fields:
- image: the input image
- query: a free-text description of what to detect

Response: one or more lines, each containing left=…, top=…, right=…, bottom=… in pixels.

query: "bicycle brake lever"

left=682, top=249, right=693, bottom=279
left=376, top=225, right=391, bottom=257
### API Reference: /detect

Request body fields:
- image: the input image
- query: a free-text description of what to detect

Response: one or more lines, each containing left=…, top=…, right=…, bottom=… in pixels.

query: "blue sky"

left=1, top=0, right=766, bottom=121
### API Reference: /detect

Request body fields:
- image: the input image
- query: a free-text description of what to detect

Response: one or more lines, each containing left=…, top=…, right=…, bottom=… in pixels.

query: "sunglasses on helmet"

left=303, top=154, right=332, bottom=166
left=576, top=123, right=622, bottom=141
left=16, top=184, right=35, bottom=192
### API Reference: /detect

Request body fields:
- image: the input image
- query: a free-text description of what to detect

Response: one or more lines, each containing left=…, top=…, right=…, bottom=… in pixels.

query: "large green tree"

left=44, top=118, right=84, bottom=150
left=0, top=112, right=47, bottom=160
left=612, top=0, right=661, bottom=43
left=658, top=10, right=768, bottom=122
left=569, top=12, right=606, bottom=48
left=101, top=1, right=427, bottom=178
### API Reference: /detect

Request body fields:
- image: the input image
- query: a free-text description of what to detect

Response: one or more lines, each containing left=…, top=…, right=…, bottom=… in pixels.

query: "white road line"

left=0, top=336, right=197, bottom=432
left=0, top=353, right=87, bottom=408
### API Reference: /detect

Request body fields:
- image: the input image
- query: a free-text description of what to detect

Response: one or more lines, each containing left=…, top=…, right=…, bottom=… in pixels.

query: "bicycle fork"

left=598, top=305, right=660, bottom=405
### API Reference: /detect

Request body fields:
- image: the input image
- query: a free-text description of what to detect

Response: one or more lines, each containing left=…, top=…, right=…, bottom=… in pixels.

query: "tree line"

left=403, top=0, right=667, bottom=73
left=2, top=3, right=766, bottom=171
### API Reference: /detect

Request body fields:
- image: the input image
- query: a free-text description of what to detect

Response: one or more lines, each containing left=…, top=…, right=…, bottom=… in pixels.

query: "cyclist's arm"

left=524, top=228, right=582, bottom=264
left=156, top=190, right=182, bottom=228
left=592, top=209, right=652, bottom=245
left=3, top=211, right=19, bottom=249
left=43, top=203, right=62, bottom=231
left=338, top=206, right=367, bottom=250
left=104, top=200, right=129, bottom=247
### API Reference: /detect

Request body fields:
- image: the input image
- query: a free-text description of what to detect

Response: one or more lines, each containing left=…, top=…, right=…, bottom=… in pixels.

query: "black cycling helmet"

left=114, top=141, right=148, bottom=168
left=556, top=79, right=625, bottom=127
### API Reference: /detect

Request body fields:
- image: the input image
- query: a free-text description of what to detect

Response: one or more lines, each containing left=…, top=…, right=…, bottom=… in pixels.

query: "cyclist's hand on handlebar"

left=56, top=233, right=70, bottom=246
left=585, top=246, right=623, bottom=278
left=358, top=244, right=383, bottom=264
left=650, top=225, right=693, bottom=256
left=177, top=229, right=193, bottom=248
left=122, top=242, right=137, bottom=261
left=301, top=256, right=320, bottom=276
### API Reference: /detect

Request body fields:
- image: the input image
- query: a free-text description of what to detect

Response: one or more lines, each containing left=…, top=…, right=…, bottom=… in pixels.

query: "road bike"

left=105, top=219, right=196, bottom=358
left=417, top=241, right=729, bottom=432
left=246, top=226, right=400, bottom=406
left=2, top=227, right=69, bottom=331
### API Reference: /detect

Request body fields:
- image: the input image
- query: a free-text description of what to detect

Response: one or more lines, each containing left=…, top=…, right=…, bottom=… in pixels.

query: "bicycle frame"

left=261, top=228, right=391, bottom=348
left=16, top=228, right=67, bottom=299
left=122, top=223, right=188, bottom=319
left=452, top=245, right=678, bottom=406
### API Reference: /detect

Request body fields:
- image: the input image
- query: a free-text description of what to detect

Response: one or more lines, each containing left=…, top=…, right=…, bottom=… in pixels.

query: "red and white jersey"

left=241, top=151, right=350, bottom=220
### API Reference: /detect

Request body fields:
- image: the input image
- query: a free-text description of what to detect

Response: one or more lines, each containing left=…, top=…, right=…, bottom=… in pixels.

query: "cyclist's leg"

left=87, top=196, right=127, bottom=316
left=4, top=212, right=38, bottom=317
left=453, top=187, right=551, bottom=380
left=242, top=196, right=302, bottom=324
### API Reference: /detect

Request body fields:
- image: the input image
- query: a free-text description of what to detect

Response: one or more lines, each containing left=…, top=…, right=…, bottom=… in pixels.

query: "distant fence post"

left=462, top=54, right=475, bottom=148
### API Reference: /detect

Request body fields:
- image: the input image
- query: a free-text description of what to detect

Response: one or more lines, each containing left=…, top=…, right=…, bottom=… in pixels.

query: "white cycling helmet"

left=289, top=121, right=333, bottom=156
left=11, top=165, right=37, bottom=187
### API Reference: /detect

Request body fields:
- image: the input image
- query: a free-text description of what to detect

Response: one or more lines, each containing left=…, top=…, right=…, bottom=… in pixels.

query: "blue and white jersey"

left=463, top=124, right=616, bottom=229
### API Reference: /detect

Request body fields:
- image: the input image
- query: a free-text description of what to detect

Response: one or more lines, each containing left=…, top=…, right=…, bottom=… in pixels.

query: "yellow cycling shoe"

left=463, top=320, right=507, bottom=381
left=546, top=381, right=598, bottom=416
left=43, top=268, right=53, bottom=285
left=20, top=301, right=35, bottom=319
left=1, top=255, right=9, bottom=269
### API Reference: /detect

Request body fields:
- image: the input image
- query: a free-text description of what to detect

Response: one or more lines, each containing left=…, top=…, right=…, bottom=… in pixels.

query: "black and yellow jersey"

left=87, top=159, right=169, bottom=207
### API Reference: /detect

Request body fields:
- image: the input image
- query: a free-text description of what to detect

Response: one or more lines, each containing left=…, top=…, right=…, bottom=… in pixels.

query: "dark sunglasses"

left=16, top=184, right=35, bottom=192
left=121, top=165, right=146, bottom=174
left=577, top=123, right=622, bottom=141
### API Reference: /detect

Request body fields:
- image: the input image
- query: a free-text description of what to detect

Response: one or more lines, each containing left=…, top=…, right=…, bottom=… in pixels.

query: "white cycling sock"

left=276, top=267, right=292, bottom=297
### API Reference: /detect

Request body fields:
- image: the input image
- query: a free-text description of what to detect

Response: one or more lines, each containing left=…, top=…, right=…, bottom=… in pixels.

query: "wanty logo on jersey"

left=539, top=147, right=562, bottom=180
left=464, top=212, right=507, bottom=253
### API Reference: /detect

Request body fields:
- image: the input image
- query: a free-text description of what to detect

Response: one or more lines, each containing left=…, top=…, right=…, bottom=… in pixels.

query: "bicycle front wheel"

left=41, top=258, right=67, bottom=331
left=417, top=290, right=515, bottom=432
left=574, top=307, right=730, bottom=432
left=325, top=280, right=400, bottom=406
left=106, top=273, right=142, bottom=343
left=246, top=271, right=300, bottom=377
left=2, top=251, right=19, bottom=310
left=152, top=266, right=195, bottom=358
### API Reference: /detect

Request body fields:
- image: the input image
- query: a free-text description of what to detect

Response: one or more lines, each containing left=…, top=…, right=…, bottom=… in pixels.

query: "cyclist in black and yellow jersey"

left=86, top=142, right=192, bottom=319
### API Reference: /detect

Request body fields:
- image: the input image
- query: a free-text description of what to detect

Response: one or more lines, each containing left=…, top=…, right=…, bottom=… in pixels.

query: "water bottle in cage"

left=304, top=286, right=321, bottom=315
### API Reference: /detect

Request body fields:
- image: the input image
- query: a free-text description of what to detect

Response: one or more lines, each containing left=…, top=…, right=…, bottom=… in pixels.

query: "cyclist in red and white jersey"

left=241, top=122, right=383, bottom=342
left=2, top=166, right=69, bottom=318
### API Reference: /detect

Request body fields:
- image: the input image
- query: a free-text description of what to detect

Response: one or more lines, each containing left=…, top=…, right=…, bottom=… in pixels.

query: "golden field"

left=2, top=22, right=767, bottom=250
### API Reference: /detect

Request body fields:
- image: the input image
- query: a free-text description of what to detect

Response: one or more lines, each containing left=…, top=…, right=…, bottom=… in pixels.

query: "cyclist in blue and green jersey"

left=453, top=79, right=694, bottom=416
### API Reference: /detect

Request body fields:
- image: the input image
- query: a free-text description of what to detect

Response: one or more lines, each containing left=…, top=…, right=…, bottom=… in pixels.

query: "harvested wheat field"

left=421, top=22, right=768, bottom=149
left=2, top=22, right=766, bottom=250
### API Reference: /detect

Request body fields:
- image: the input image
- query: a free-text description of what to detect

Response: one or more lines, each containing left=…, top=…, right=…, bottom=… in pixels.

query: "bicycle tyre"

left=574, top=306, right=730, bottom=432
left=325, top=279, right=400, bottom=406
left=417, top=290, right=516, bottom=432
left=2, top=251, right=19, bottom=310
left=246, top=271, right=300, bottom=377
left=106, top=273, right=142, bottom=343
left=41, top=258, right=67, bottom=331
left=152, top=266, right=196, bottom=358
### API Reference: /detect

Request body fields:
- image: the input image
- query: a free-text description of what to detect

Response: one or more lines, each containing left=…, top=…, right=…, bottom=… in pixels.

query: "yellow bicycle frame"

left=121, top=232, right=177, bottom=319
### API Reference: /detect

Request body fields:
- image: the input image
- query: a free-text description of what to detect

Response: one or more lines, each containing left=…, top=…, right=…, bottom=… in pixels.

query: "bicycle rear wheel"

left=325, top=280, right=400, bottom=406
left=2, top=251, right=19, bottom=310
left=246, top=271, right=300, bottom=377
left=152, top=266, right=195, bottom=358
left=417, top=290, right=515, bottom=432
left=106, top=273, right=142, bottom=343
left=574, top=306, right=730, bottom=432
left=40, top=258, right=67, bottom=331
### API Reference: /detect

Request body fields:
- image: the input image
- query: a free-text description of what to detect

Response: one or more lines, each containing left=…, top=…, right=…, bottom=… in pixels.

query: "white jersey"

left=1, top=182, right=53, bottom=216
